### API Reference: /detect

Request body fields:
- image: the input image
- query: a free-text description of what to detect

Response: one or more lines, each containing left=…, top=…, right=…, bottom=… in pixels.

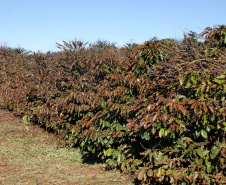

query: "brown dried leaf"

left=208, top=105, right=215, bottom=113
left=119, top=144, right=128, bottom=150
left=179, top=105, right=188, bottom=116
left=146, top=104, right=154, bottom=112
left=138, top=169, right=145, bottom=180
left=196, top=111, right=203, bottom=117
left=153, top=114, right=158, bottom=122
left=168, top=118, right=175, bottom=124
left=115, top=131, right=124, bottom=137
left=156, top=96, right=165, bottom=106
left=203, top=102, right=208, bottom=113
left=126, top=119, right=135, bottom=130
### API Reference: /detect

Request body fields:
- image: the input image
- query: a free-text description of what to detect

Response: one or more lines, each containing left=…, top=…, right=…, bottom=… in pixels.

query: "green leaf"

left=201, top=129, right=208, bottom=139
left=216, top=74, right=225, bottom=79
left=159, top=128, right=165, bottom=138
left=191, top=75, right=197, bottom=84
left=180, top=76, right=186, bottom=85
left=106, top=148, right=114, bottom=156
left=185, top=82, right=192, bottom=88
left=201, top=82, right=206, bottom=93
left=164, top=129, right=169, bottom=137
left=117, top=153, right=122, bottom=163
left=196, top=148, right=209, bottom=158
left=152, top=126, right=156, bottom=135
left=195, top=158, right=203, bottom=165
left=206, top=162, right=212, bottom=173
left=101, top=101, right=107, bottom=109
left=214, top=78, right=225, bottom=85
left=80, top=141, right=85, bottom=148
left=176, top=95, right=186, bottom=101
left=23, top=115, right=30, bottom=125
left=106, top=159, right=114, bottom=166
left=143, top=131, right=150, bottom=140
left=147, top=170, right=153, bottom=177
left=182, top=137, right=193, bottom=143
left=115, top=123, right=124, bottom=131
left=211, top=146, right=221, bottom=159
left=195, top=130, right=200, bottom=137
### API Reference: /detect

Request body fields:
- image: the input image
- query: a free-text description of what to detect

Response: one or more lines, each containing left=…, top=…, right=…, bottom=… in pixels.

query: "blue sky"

left=0, top=0, right=225, bottom=52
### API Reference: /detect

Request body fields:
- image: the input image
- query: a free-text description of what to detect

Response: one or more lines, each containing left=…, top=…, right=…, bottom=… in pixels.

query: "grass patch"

left=0, top=109, right=133, bottom=185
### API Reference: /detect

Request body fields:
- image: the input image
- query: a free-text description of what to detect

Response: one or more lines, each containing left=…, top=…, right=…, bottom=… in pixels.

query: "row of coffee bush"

left=0, top=25, right=225, bottom=184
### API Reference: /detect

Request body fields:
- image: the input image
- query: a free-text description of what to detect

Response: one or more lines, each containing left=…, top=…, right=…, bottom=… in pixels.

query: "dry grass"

left=0, top=108, right=133, bottom=185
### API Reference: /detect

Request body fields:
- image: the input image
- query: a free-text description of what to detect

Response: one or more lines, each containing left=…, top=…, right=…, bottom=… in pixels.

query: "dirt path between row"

left=0, top=99, right=133, bottom=184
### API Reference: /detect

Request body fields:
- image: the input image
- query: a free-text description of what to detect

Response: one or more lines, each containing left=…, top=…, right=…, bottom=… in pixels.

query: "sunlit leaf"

left=196, top=158, right=203, bottom=165
left=196, top=147, right=209, bottom=158
left=138, top=169, right=145, bottom=180
left=211, top=146, right=222, bottom=159
left=201, top=129, right=208, bottom=139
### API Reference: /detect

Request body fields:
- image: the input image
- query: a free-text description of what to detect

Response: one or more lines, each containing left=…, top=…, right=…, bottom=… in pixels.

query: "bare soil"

left=0, top=98, right=133, bottom=185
